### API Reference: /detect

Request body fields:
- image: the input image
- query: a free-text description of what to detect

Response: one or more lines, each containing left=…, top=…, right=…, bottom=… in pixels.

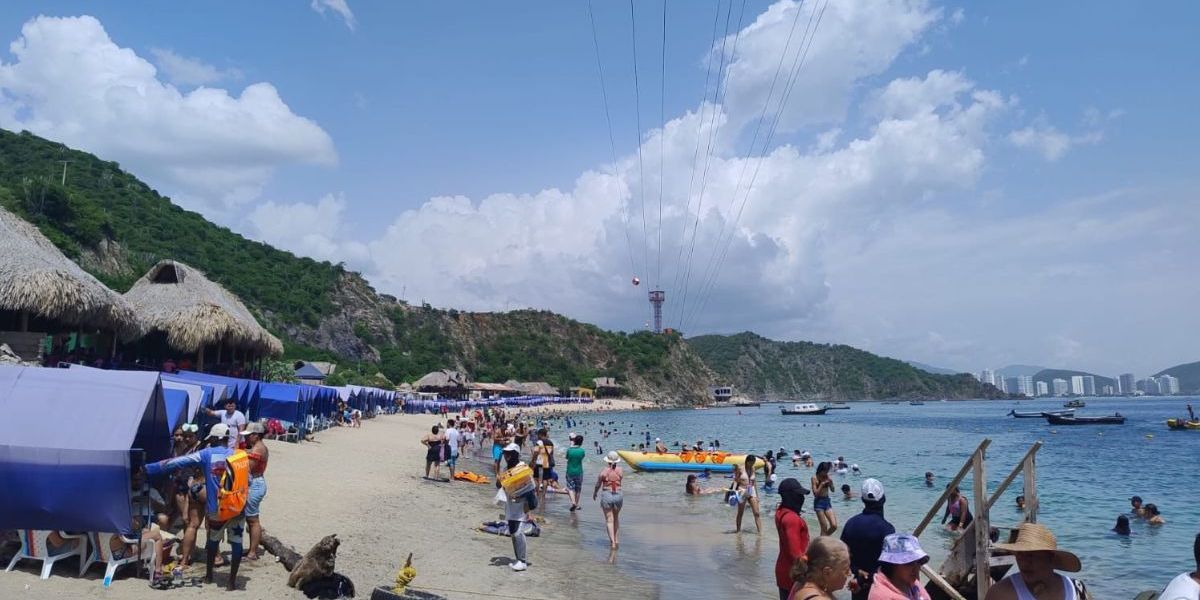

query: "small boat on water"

left=615, top=450, right=762, bottom=473
left=1009, top=409, right=1074, bottom=419
left=880, top=400, right=901, bottom=405
left=1045, top=413, right=1125, bottom=425
left=824, top=404, right=851, bottom=410
left=1166, top=418, right=1200, bottom=430
left=732, top=396, right=761, bottom=407
left=909, top=400, right=926, bottom=406
left=1063, top=399, right=1086, bottom=408
left=781, top=403, right=828, bottom=415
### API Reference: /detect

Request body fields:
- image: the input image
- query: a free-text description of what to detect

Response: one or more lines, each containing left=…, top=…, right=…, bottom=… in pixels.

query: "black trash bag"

left=301, top=572, right=356, bottom=599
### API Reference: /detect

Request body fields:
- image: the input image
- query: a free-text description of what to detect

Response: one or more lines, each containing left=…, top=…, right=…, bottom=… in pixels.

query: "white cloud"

left=149, top=48, right=242, bottom=86
left=311, top=0, right=357, bottom=31
left=247, top=193, right=369, bottom=264
left=1008, top=122, right=1101, bottom=161
left=718, top=0, right=941, bottom=134
left=0, top=16, right=336, bottom=213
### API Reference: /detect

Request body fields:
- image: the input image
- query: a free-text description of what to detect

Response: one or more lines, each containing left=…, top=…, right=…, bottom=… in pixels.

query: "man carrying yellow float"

left=146, top=423, right=250, bottom=591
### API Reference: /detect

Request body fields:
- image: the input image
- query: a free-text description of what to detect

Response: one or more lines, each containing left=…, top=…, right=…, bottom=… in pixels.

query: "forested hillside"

left=688, top=332, right=1000, bottom=400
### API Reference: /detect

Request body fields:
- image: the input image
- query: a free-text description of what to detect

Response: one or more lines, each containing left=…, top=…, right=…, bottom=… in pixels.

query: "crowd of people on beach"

left=407, top=405, right=1199, bottom=600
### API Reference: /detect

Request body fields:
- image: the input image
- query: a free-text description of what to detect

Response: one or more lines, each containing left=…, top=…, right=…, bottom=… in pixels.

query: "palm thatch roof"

left=123, top=260, right=283, bottom=356
left=414, top=369, right=468, bottom=389
left=504, top=380, right=560, bottom=396
left=0, top=206, right=143, bottom=339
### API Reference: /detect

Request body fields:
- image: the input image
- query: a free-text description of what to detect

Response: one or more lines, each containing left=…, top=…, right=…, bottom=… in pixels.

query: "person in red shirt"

left=775, top=478, right=812, bottom=600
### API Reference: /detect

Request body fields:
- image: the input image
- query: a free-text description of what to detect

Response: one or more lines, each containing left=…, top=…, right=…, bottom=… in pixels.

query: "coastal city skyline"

left=976, top=368, right=1183, bottom=398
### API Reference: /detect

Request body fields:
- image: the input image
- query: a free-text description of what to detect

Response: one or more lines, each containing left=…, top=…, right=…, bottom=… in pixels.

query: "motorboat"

left=781, top=403, right=828, bottom=415
left=1045, top=413, right=1125, bottom=425
left=732, top=396, right=761, bottom=407
left=1063, top=399, right=1086, bottom=408
left=1009, top=409, right=1074, bottom=419
left=909, top=400, right=926, bottom=406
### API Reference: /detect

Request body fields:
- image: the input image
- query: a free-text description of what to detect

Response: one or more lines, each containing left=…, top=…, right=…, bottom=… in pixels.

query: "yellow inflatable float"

left=615, top=450, right=765, bottom=473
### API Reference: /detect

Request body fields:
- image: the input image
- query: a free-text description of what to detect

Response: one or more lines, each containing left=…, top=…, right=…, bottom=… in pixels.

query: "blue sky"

left=0, top=1, right=1195, bottom=375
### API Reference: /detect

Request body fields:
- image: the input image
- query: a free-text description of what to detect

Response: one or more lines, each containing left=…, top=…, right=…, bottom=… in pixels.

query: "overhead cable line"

left=655, top=0, right=668, bottom=292
left=629, top=0, right=650, bottom=289
left=684, top=0, right=830, bottom=331
left=587, top=0, right=638, bottom=278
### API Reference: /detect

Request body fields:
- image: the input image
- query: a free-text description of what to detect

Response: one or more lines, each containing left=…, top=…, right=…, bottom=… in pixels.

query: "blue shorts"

left=814, top=496, right=832, bottom=511
left=245, top=476, right=268, bottom=518
left=566, top=474, right=583, bottom=493
left=492, top=443, right=503, bottom=461
left=447, top=453, right=458, bottom=468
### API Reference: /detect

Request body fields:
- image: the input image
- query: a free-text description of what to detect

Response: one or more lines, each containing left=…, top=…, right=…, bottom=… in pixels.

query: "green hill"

left=687, top=332, right=1000, bottom=400
left=1156, top=361, right=1200, bottom=394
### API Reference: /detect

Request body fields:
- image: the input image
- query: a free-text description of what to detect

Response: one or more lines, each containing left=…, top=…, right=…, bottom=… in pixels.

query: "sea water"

left=541, top=396, right=1199, bottom=599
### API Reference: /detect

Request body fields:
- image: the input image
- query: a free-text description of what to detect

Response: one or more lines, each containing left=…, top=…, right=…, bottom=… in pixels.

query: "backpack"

left=216, top=450, right=250, bottom=522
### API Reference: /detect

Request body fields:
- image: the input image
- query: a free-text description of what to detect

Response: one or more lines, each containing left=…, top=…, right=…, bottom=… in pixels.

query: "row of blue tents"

left=401, top=395, right=595, bottom=414
left=0, top=364, right=398, bottom=536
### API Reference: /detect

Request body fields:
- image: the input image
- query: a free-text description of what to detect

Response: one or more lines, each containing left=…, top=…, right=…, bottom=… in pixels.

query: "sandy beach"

left=0, top=404, right=658, bottom=600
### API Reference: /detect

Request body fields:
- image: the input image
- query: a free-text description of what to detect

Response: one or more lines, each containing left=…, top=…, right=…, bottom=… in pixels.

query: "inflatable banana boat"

left=615, top=450, right=765, bottom=473
left=1166, top=418, right=1200, bottom=430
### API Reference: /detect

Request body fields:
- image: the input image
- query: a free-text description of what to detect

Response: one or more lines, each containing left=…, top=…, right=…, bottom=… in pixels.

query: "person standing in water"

left=812, top=461, right=838, bottom=535
left=735, top=455, right=763, bottom=534
left=593, top=451, right=624, bottom=549
left=565, top=434, right=586, bottom=512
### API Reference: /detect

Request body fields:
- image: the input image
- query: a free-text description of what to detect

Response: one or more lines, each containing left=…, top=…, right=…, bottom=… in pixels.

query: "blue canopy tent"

left=161, top=377, right=208, bottom=424
left=173, top=371, right=261, bottom=418
left=162, top=388, right=189, bottom=433
left=0, top=366, right=168, bottom=534
left=258, top=382, right=311, bottom=440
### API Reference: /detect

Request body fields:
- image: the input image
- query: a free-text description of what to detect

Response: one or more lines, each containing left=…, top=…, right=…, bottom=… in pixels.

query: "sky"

left=0, top=1, right=1196, bottom=377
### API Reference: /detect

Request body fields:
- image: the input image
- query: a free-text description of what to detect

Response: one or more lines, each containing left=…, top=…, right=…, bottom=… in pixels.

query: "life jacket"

left=216, top=450, right=250, bottom=522
left=453, top=470, right=490, bottom=484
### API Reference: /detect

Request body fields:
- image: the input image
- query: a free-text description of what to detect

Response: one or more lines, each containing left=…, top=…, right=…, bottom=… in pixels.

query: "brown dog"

left=287, top=534, right=340, bottom=589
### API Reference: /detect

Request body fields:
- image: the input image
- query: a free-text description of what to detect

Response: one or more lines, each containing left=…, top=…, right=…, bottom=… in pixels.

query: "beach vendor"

left=202, top=398, right=247, bottom=450
left=496, top=443, right=535, bottom=572
left=146, top=423, right=250, bottom=591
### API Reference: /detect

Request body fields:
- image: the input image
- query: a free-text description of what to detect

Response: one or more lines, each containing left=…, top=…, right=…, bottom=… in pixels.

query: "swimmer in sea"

left=924, top=471, right=934, bottom=487
left=1015, top=495, right=1025, bottom=511
left=685, top=474, right=722, bottom=496
left=793, top=450, right=803, bottom=467
left=841, top=484, right=856, bottom=500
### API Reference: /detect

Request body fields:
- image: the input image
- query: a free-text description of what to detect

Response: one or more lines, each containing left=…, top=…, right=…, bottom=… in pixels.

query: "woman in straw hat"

left=593, top=451, right=624, bottom=549
left=984, top=522, right=1092, bottom=600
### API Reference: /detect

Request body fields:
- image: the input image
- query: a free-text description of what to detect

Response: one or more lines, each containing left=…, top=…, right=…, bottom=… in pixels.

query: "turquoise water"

left=534, top=396, right=1200, bottom=599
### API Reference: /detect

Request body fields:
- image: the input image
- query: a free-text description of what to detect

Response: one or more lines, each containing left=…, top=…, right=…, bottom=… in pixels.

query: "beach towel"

left=452, top=471, right=490, bottom=484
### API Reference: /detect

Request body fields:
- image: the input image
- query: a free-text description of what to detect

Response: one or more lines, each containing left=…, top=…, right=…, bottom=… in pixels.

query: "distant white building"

left=1081, top=375, right=1096, bottom=396
left=1138, top=378, right=1161, bottom=395
left=1101, top=384, right=1115, bottom=396
left=1070, top=375, right=1085, bottom=396
left=1119, top=373, right=1135, bottom=395
left=978, top=369, right=996, bottom=386
left=1036, top=381, right=1049, bottom=396
left=1016, top=375, right=1034, bottom=397
left=1157, top=374, right=1180, bottom=395
left=1052, top=378, right=1069, bottom=396
left=995, top=377, right=1008, bottom=393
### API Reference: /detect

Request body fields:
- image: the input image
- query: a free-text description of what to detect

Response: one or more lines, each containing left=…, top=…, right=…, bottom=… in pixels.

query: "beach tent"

left=163, top=388, right=189, bottom=433
left=173, top=370, right=260, bottom=416
left=160, top=377, right=207, bottom=424
left=0, top=365, right=168, bottom=534
left=257, top=382, right=308, bottom=426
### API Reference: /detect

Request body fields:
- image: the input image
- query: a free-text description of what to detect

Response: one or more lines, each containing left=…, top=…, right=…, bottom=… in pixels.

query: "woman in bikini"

left=811, top=461, right=838, bottom=535
left=788, top=536, right=851, bottom=600
left=593, top=451, right=624, bottom=549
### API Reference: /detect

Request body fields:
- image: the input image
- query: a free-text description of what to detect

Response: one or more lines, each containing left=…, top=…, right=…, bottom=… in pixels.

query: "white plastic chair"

left=4, top=529, right=88, bottom=579
left=79, top=531, right=157, bottom=587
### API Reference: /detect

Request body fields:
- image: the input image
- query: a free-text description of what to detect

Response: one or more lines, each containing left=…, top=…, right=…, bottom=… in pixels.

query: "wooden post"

left=973, top=445, right=990, bottom=600
left=216, top=342, right=223, bottom=366
left=197, top=345, right=205, bottom=372
left=110, top=333, right=118, bottom=359
left=1023, top=453, right=1038, bottom=523
left=18, top=311, right=28, bottom=332
left=920, top=565, right=968, bottom=600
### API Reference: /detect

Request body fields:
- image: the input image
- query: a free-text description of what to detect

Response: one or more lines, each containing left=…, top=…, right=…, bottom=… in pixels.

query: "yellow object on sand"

left=394, top=553, right=415, bottom=594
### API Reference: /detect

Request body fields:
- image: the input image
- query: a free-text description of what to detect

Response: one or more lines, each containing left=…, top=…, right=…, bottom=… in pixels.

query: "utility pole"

left=57, top=160, right=71, bottom=186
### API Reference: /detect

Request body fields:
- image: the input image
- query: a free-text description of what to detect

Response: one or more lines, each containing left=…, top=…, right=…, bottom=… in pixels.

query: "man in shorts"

left=565, top=434, right=586, bottom=511
left=492, top=422, right=512, bottom=480
left=444, top=418, right=462, bottom=480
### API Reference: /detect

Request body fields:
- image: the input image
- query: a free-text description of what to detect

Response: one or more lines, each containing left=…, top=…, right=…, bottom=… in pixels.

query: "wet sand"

left=0, top=410, right=657, bottom=599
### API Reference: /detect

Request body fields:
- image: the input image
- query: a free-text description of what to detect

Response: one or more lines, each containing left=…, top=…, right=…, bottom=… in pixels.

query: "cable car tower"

left=648, top=289, right=665, bottom=333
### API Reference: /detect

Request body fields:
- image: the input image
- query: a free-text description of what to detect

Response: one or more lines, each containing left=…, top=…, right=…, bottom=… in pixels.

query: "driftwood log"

left=261, top=531, right=304, bottom=571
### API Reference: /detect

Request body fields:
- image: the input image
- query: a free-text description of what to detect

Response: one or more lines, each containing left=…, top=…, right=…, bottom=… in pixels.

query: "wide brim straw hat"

left=604, top=451, right=621, bottom=464
left=992, top=523, right=1081, bottom=572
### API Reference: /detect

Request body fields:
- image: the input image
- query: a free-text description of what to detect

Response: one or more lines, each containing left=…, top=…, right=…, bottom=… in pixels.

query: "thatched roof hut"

left=414, top=369, right=468, bottom=390
left=123, top=260, right=282, bottom=357
left=0, top=206, right=142, bottom=339
left=504, top=380, right=560, bottom=396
